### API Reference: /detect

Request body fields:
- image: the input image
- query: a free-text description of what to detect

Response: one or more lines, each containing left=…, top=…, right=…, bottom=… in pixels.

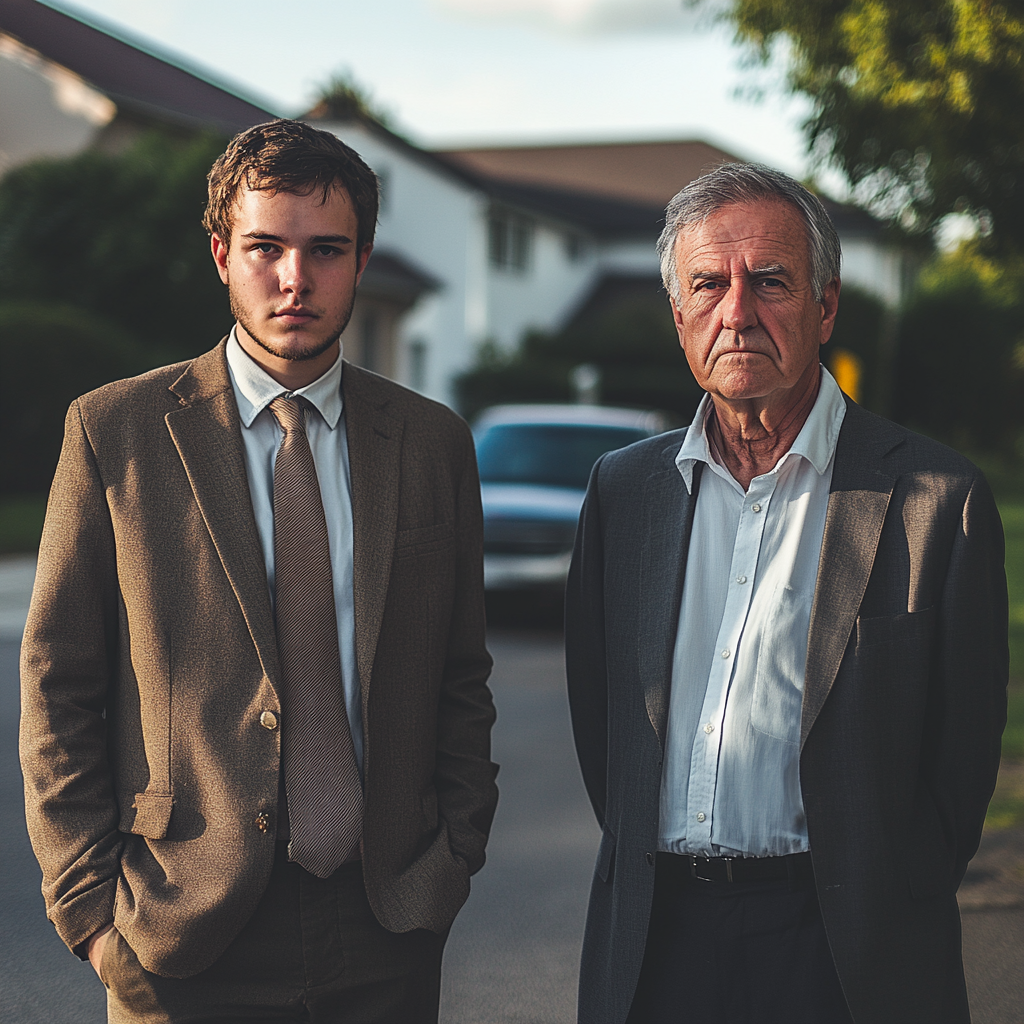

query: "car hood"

left=480, top=483, right=585, bottom=523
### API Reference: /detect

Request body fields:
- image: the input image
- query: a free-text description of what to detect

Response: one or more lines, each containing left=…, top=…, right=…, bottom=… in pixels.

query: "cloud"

left=432, top=0, right=722, bottom=34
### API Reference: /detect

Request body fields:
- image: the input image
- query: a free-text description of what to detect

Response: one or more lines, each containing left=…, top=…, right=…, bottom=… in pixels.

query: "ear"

left=669, top=294, right=686, bottom=350
left=210, top=233, right=230, bottom=285
left=355, top=242, right=374, bottom=285
left=818, top=277, right=841, bottom=346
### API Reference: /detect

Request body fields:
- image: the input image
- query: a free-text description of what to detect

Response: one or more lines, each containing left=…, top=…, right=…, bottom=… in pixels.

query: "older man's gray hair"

left=657, top=163, right=842, bottom=304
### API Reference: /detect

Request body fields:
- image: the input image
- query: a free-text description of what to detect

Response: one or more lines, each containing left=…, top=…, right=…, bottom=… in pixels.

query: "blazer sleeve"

left=931, top=470, right=1009, bottom=884
left=433, top=425, right=498, bottom=876
left=19, top=401, right=123, bottom=958
left=565, top=454, right=609, bottom=827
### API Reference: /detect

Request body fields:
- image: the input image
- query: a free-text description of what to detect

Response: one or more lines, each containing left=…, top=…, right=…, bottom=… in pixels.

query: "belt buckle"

left=688, top=855, right=734, bottom=882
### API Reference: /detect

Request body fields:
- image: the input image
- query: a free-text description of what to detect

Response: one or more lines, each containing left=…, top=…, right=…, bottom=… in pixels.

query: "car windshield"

left=476, top=423, right=650, bottom=490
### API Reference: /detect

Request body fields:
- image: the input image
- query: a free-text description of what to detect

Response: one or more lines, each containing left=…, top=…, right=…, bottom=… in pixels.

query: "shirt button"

left=696, top=812, right=706, bottom=823
left=736, top=575, right=747, bottom=584
left=260, top=711, right=279, bottom=730
left=751, top=503, right=762, bottom=513
left=721, top=649, right=731, bottom=659
left=703, top=723, right=715, bottom=734
left=255, top=812, right=270, bottom=833
left=645, top=851, right=654, bottom=866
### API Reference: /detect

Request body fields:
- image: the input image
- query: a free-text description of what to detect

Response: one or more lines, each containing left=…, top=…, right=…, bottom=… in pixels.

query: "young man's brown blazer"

left=20, top=339, right=499, bottom=979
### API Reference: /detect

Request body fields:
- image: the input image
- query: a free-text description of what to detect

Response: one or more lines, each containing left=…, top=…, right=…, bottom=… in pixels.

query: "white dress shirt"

left=225, top=328, right=363, bottom=769
left=658, top=366, right=846, bottom=858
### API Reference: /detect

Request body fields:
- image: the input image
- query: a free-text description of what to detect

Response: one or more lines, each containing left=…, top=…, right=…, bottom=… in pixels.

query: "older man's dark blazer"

left=20, top=340, right=498, bottom=979
left=566, top=398, right=1007, bottom=1024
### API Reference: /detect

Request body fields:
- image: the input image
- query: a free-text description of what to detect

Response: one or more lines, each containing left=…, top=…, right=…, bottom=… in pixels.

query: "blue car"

left=473, top=404, right=669, bottom=591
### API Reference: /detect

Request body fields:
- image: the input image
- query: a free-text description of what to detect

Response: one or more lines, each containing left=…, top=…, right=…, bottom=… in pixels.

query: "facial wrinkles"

left=681, top=235, right=811, bottom=372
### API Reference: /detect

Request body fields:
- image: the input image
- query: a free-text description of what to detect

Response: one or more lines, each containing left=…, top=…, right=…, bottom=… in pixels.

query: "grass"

left=979, top=459, right=1024, bottom=831
left=0, top=495, right=46, bottom=555
left=1000, top=498, right=1024, bottom=760
left=984, top=761, right=1024, bottom=831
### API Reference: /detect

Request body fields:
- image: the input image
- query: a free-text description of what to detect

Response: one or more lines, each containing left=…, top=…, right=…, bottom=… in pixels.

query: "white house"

left=1, top=0, right=907, bottom=411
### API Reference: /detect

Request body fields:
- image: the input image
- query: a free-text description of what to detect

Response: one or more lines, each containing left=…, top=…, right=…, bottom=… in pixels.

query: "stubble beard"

left=230, top=288, right=357, bottom=363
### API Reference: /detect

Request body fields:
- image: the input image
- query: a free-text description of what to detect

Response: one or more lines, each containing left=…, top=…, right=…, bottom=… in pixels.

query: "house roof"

left=439, top=138, right=887, bottom=240
left=0, top=0, right=277, bottom=134
left=360, top=248, right=441, bottom=308
left=438, top=139, right=744, bottom=207
left=482, top=178, right=665, bottom=240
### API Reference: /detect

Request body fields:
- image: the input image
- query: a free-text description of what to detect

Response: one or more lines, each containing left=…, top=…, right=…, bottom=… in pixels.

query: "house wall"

left=485, top=215, right=597, bottom=349
left=840, top=236, right=904, bottom=308
left=321, top=120, right=487, bottom=407
left=0, top=32, right=114, bottom=175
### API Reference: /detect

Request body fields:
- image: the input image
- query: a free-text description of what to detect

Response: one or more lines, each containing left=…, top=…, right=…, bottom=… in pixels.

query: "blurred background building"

left=0, top=0, right=904, bottom=414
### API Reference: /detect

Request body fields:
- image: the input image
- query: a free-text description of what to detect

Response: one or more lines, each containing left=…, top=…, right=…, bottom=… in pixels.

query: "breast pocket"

left=751, top=583, right=806, bottom=744
left=393, top=521, right=454, bottom=559
left=855, top=606, right=936, bottom=651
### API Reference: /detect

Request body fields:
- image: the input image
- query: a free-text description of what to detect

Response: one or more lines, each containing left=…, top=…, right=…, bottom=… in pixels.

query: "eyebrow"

left=240, top=231, right=354, bottom=244
left=689, top=262, right=790, bottom=282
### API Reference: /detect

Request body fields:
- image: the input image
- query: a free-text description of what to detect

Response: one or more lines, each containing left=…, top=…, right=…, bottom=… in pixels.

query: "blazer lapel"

left=639, top=440, right=702, bottom=747
left=801, top=401, right=902, bottom=748
left=343, top=364, right=404, bottom=700
left=165, top=342, right=281, bottom=687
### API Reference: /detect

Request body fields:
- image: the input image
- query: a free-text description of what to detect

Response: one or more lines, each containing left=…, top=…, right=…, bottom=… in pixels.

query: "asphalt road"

left=2, top=622, right=1021, bottom=1022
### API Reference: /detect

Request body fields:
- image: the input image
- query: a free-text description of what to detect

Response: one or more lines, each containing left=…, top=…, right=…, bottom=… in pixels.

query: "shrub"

left=0, top=303, right=157, bottom=494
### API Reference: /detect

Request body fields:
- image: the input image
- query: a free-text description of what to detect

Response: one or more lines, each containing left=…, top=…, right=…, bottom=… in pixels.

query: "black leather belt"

left=659, top=851, right=813, bottom=883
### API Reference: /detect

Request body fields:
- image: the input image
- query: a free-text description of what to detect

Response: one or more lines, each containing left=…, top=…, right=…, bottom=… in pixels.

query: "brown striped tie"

left=269, top=395, right=362, bottom=878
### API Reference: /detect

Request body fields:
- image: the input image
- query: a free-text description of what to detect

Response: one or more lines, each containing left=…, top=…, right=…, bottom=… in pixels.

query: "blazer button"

left=255, top=812, right=270, bottom=833
left=645, top=852, right=654, bottom=866
left=260, top=711, right=279, bottom=730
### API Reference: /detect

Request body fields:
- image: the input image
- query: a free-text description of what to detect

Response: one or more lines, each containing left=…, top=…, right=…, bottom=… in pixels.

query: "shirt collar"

left=675, top=364, right=847, bottom=493
left=225, top=326, right=345, bottom=429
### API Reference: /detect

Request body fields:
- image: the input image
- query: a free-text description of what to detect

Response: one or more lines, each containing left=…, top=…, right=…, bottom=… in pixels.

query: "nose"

left=277, top=249, right=311, bottom=296
left=721, top=277, right=757, bottom=334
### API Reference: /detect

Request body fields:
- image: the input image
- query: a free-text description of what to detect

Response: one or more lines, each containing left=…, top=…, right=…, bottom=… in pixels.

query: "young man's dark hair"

left=203, top=118, right=380, bottom=250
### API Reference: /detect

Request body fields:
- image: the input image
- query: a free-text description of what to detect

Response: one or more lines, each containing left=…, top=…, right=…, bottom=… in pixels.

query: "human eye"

left=312, top=244, right=343, bottom=257
left=251, top=242, right=277, bottom=255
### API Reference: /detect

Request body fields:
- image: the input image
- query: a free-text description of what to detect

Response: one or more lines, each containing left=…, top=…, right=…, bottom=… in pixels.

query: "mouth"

left=714, top=349, right=771, bottom=363
left=272, top=307, right=319, bottom=326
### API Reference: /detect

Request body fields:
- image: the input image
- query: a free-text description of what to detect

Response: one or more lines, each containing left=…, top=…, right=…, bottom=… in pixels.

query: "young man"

left=21, top=119, right=498, bottom=1023
left=566, top=163, right=1007, bottom=1023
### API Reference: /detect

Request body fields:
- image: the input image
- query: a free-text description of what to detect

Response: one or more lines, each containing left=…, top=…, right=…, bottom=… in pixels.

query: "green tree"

left=0, top=303, right=155, bottom=493
left=304, top=71, right=398, bottom=130
left=0, top=131, right=231, bottom=361
left=892, top=243, right=1024, bottom=450
left=716, top=0, right=1024, bottom=251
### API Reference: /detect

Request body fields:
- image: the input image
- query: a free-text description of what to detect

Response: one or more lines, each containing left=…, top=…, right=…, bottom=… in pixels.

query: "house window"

left=488, top=210, right=534, bottom=272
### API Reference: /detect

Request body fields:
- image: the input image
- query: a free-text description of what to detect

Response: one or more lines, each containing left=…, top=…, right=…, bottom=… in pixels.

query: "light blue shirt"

left=225, top=328, right=363, bottom=769
left=658, top=366, right=846, bottom=858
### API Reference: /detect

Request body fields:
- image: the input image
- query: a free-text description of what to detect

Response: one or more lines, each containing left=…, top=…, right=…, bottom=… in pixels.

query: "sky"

left=45, top=0, right=810, bottom=174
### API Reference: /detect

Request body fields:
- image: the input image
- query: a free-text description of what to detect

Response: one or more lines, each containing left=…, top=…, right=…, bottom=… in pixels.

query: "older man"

left=566, top=163, right=1007, bottom=1024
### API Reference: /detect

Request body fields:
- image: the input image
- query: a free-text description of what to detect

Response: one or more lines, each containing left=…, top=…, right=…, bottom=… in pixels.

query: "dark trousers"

left=627, top=855, right=854, bottom=1024
left=100, top=845, right=445, bottom=1024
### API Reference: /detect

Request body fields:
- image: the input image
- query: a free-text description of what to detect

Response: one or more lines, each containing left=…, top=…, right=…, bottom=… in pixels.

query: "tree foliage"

left=0, top=131, right=232, bottom=360
left=0, top=303, right=155, bottom=493
left=892, top=243, right=1024, bottom=450
left=719, top=0, right=1024, bottom=250
left=304, top=71, right=398, bottom=130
